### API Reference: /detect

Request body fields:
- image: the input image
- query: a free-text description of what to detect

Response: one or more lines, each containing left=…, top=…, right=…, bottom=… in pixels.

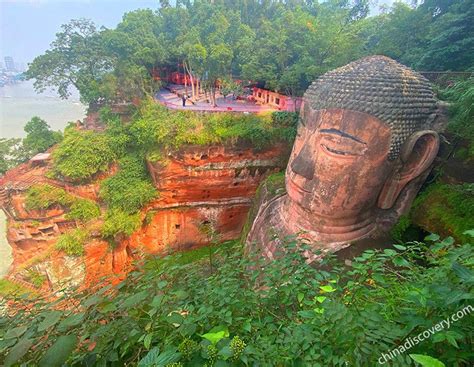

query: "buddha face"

left=286, top=106, right=393, bottom=220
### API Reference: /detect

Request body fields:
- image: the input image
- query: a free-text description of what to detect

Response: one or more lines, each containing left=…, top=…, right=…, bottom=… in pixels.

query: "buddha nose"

left=290, top=145, right=314, bottom=180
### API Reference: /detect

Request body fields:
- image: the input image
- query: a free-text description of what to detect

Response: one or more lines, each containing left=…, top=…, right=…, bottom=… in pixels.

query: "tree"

left=0, top=138, right=24, bottom=175
left=23, top=117, right=62, bottom=156
left=26, top=19, right=113, bottom=105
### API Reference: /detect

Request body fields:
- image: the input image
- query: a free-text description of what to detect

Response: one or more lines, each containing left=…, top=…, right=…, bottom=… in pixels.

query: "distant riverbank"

left=0, top=80, right=86, bottom=138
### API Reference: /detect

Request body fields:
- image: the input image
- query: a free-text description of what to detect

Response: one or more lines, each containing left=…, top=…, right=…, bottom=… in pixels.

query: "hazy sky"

left=1, top=0, right=399, bottom=66
left=0, top=0, right=161, bottom=64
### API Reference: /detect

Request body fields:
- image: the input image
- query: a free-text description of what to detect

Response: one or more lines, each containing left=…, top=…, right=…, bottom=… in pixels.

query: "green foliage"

left=25, top=19, right=113, bottom=105
left=0, top=279, right=31, bottom=297
left=25, top=184, right=99, bottom=223
left=100, top=107, right=132, bottom=158
left=410, top=354, right=446, bottom=367
left=412, top=183, right=474, bottom=243
left=25, top=184, right=74, bottom=211
left=391, top=214, right=412, bottom=242
left=65, top=199, right=100, bottom=222
left=101, top=209, right=141, bottom=239
left=22, top=116, right=62, bottom=156
left=25, top=269, right=46, bottom=288
left=52, top=128, right=115, bottom=182
left=100, top=155, right=157, bottom=214
left=55, top=228, right=90, bottom=256
left=440, top=78, right=474, bottom=159
left=2, top=233, right=473, bottom=365
left=129, top=100, right=297, bottom=152
left=0, top=138, right=28, bottom=175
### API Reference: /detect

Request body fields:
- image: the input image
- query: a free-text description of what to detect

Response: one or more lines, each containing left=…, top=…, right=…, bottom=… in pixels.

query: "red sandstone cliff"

left=0, top=142, right=289, bottom=293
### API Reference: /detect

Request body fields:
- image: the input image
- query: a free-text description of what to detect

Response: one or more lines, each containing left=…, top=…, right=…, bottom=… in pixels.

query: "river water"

left=1, top=80, right=86, bottom=138
left=0, top=81, right=86, bottom=277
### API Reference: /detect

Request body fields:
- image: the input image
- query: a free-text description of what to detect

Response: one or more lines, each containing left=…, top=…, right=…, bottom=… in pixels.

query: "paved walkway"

left=155, top=85, right=277, bottom=113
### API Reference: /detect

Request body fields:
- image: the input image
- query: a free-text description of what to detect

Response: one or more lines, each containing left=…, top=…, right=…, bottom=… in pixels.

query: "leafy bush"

left=2, top=233, right=473, bottom=366
left=25, top=184, right=74, bottom=211
left=65, top=199, right=100, bottom=222
left=101, top=209, right=141, bottom=238
left=25, top=184, right=100, bottom=223
left=100, top=107, right=132, bottom=158
left=55, top=228, right=90, bottom=256
left=128, top=100, right=298, bottom=153
left=25, top=269, right=46, bottom=288
left=99, top=155, right=157, bottom=214
left=22, top=116, right=62, bottom=156
left=412, top=183, right=474, bottom=242
left=52, top=128, right=115, bottom=182
left=440, top=78, right=474, bottom=159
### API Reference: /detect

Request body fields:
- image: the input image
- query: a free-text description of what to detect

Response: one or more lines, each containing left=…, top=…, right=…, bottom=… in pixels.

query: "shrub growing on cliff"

left=65, top=199, right=100, bottom=223
left=440, top=78, right=474, bottom=159
left=25, top=184, right=74, bottom=211
left=412, top=183, right=474, bottom=242
left=2, top=233, right=473, bottom=366
left=101, top=209, right=141, bottom=239
left=99, top=155, right=157, bottom=214
left=52, top=128, right=115, bottom=182
left=55, top=228, right=90, bottom=256
left=25, top=184, right=100, bottom=223
left=128, top=100, right=298, bottom=153
left=22, top=116, right=62, bottom=156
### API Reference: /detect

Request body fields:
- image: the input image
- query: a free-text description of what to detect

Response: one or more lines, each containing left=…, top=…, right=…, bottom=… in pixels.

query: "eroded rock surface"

left=0, top=142, right=289, bottom=293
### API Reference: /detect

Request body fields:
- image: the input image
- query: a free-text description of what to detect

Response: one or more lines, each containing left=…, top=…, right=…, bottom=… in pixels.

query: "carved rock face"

left=246, top=56, right=441, bottom=259
left=287, top=107, right=392, bottom=220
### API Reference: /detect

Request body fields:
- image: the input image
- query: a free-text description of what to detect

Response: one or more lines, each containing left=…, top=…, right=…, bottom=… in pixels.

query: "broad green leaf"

left=174, top=290, right=189, bottom=300
left=384, top=249, right=397, bottom=256
left=463, top=229, right=474, bottom=237
left=315, top=296, right=327, bottom=303
left=58, top=312, right=85, bottom=330
left=393, top=244, right=407, bottom=251
left=409, top=354, right=445, bottom=367
left=319, top=285, right=336, bottom=293
left=38, top=311, right=62, bottom=332
left=82, top=295, right=103, bottom=308
left=99, top=302, right=117, bottom=313
left=4, top=326, right=28, bottom=339
left=201, top=325, right=229, bottom=345
left=39, top=334, right=77, bottom=367
left=144, top=333, right=153, bottom=349
left=151, top=295, right=163, bottom=307
left=297, top=292, right=304, bottom=303
left=452, top=261, right=474, bottom=283
left=122, top=290, right=148, bottom=308
left=393, top=256, right=411, bottom=267
left=138, top=347, right=181, bottom=366
left=4, top=337, right=34, bottom=367
left=424, top=233, right=440, bottom=242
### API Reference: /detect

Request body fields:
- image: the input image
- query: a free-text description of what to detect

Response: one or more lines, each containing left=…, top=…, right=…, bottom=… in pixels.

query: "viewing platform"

left=155, top=84, right=293, bottom=113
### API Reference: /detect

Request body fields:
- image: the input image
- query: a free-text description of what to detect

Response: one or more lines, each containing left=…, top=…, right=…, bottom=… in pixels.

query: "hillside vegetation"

left=1, top=233, right=473, bottom=366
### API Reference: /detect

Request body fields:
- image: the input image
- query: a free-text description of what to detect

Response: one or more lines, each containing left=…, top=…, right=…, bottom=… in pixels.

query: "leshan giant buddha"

left=246, top=56, right=440, bottom=260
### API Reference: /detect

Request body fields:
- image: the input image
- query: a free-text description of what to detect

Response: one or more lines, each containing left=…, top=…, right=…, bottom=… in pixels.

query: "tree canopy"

left=26, top=0, right=473, bottom=107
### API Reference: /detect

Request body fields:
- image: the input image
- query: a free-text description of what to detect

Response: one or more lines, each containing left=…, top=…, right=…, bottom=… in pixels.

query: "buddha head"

left=286, top=56, right=439, bottom=233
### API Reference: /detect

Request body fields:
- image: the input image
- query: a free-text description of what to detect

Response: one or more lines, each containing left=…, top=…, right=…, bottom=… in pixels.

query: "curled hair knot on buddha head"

left=303, top=55, right=438, bottom=160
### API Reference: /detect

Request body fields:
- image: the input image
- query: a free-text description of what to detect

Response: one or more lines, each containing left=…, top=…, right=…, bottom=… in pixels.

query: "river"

left=1, top=80, right=86, bottom=139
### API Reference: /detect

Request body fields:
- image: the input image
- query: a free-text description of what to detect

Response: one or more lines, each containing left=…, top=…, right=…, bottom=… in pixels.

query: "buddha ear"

left=378, top=131, right=439, bottom=209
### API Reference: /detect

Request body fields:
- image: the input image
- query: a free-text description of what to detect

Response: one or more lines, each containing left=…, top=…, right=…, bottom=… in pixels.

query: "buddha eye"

left=321, top=144, right=360, bottom=157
